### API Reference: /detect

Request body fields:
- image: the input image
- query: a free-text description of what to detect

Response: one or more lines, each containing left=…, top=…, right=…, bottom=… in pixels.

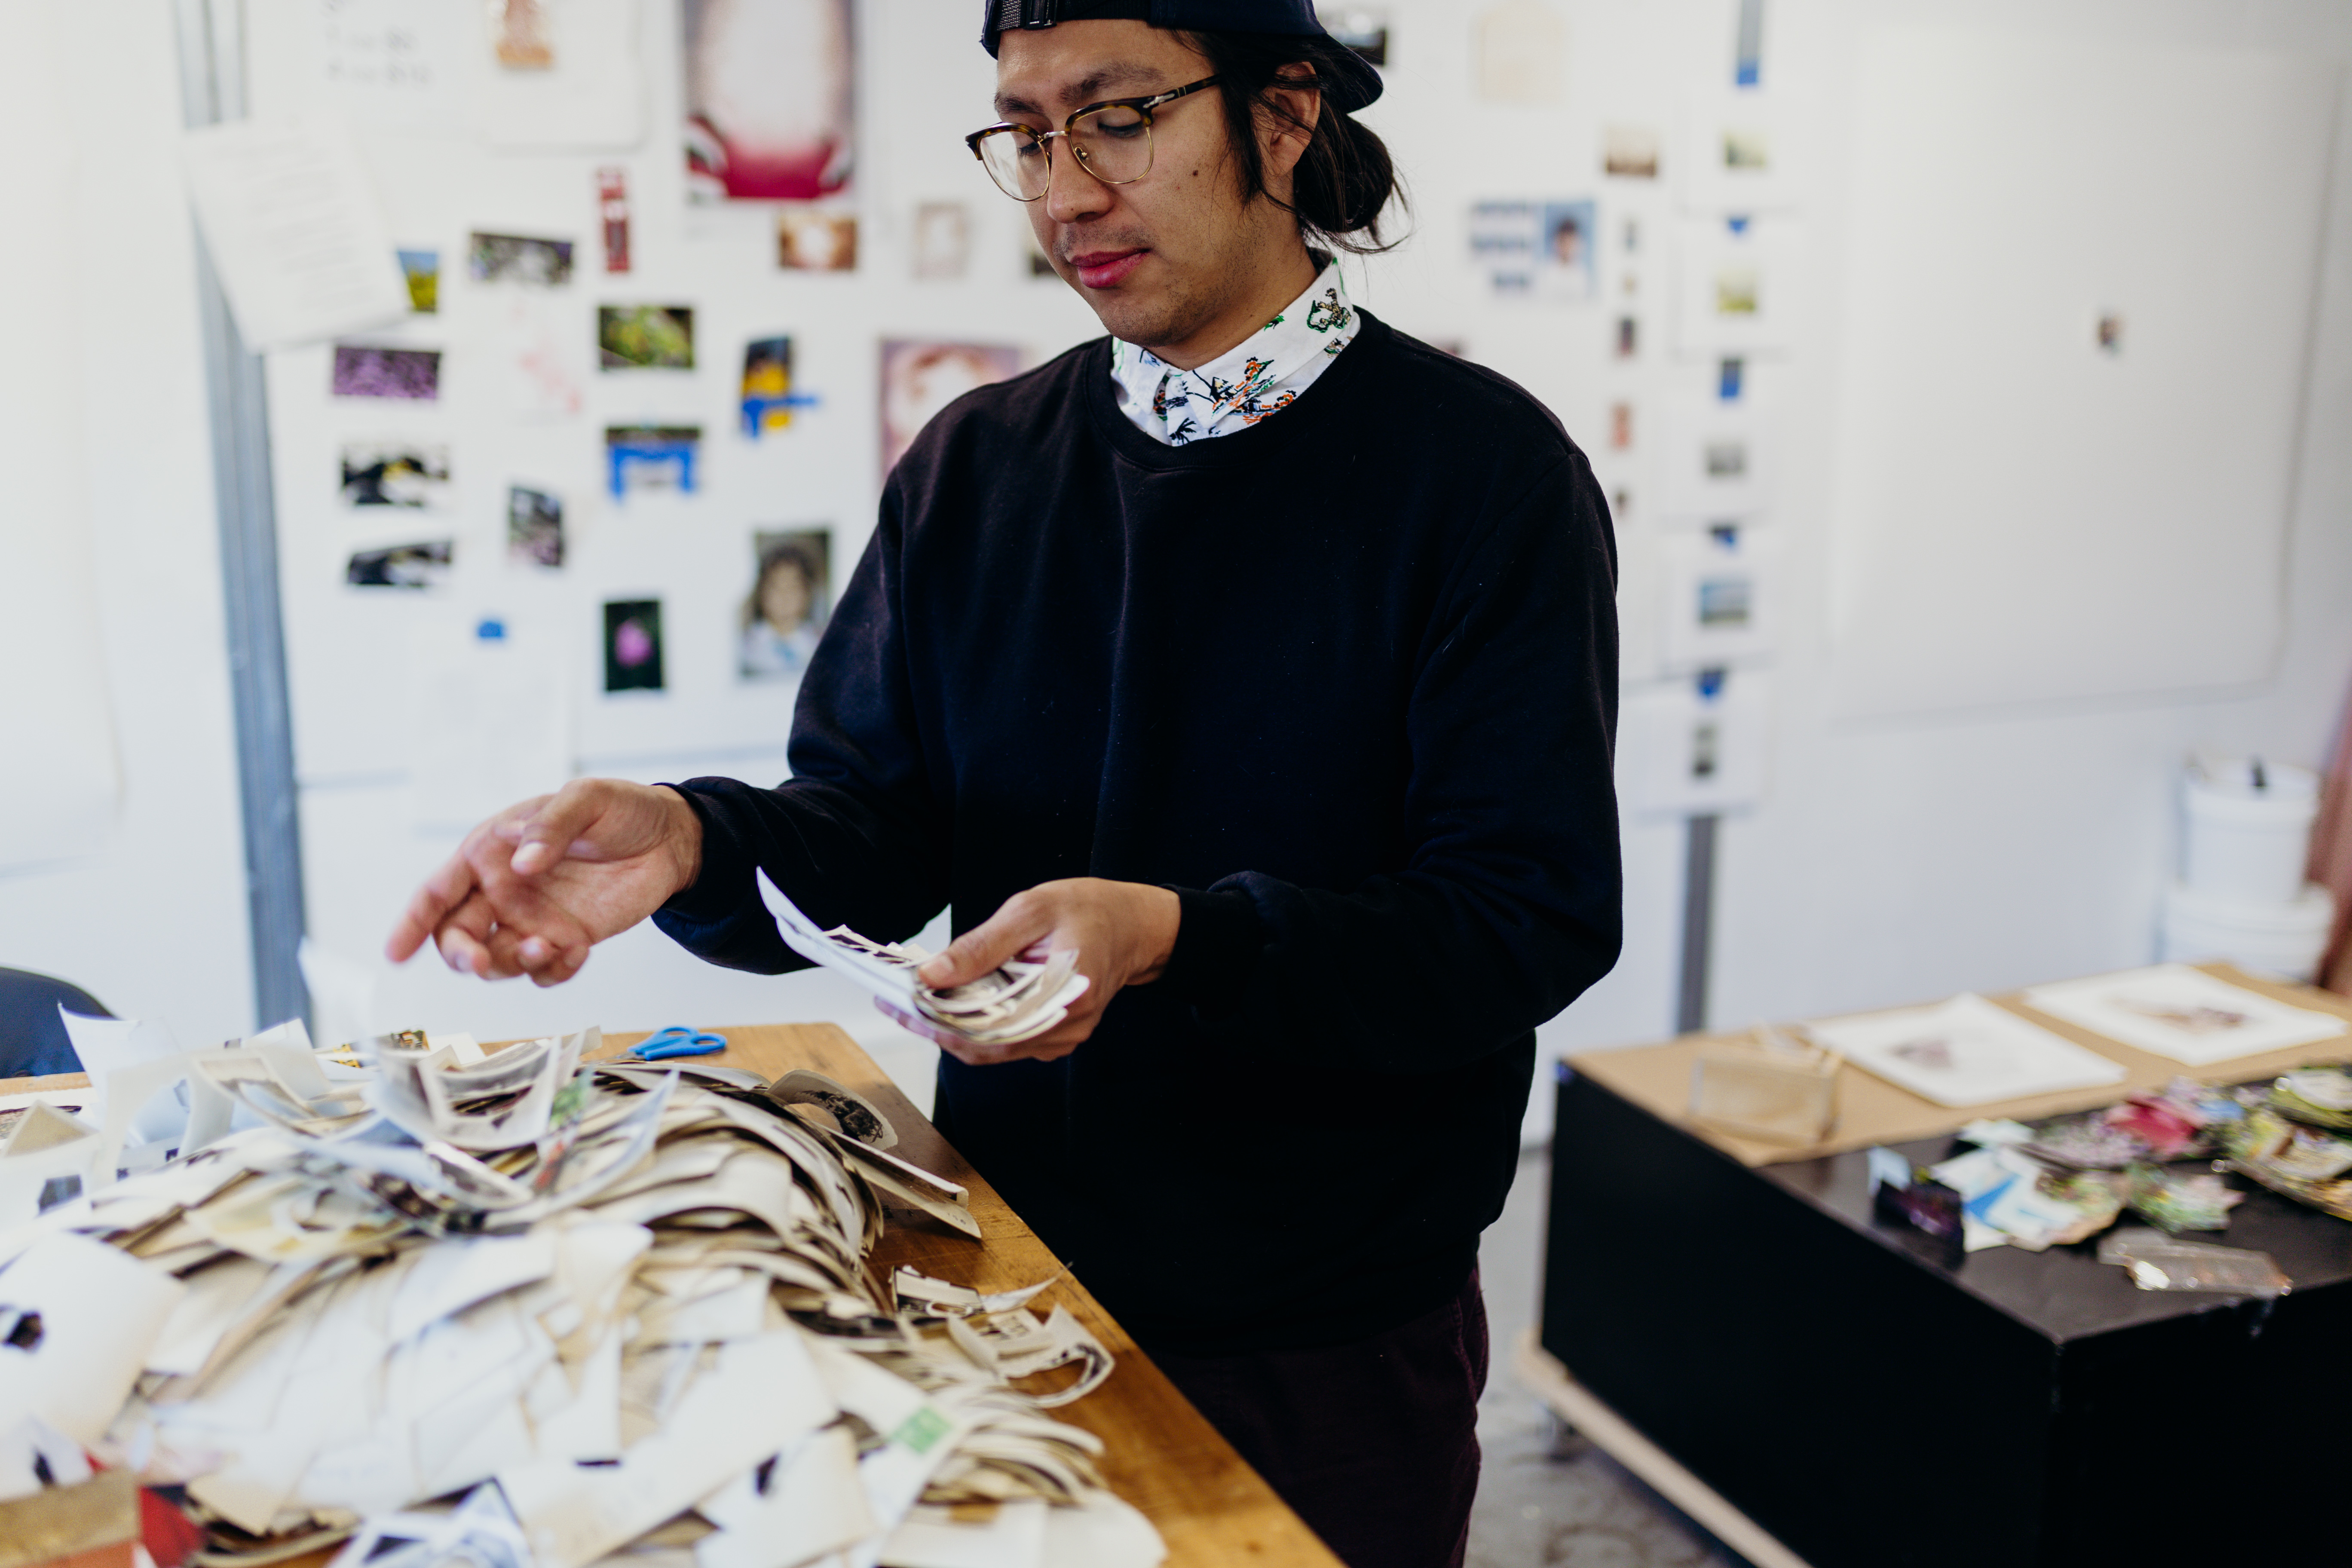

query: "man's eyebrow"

left=993, top=62, right=1170, bottom=119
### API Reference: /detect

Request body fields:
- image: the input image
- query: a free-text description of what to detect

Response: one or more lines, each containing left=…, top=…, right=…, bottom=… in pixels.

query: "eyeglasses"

left=965, top=76, right=1221, bottom=202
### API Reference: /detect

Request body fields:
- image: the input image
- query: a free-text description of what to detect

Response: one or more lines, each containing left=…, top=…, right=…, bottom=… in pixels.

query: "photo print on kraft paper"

left=739, top=529, right=830, bottom=681
left=603, top=599, right=665, bottom=692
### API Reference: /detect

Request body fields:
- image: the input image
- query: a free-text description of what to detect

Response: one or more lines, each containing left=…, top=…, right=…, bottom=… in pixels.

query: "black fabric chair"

left=0, top=968, right=110, bottom=1079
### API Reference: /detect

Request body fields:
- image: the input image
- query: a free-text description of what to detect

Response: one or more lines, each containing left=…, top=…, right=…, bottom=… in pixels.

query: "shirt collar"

left=1109, top=259, right=1358, bottom=447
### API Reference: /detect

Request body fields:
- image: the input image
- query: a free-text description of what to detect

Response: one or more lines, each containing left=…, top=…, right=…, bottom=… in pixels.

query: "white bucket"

left=2159, top=880, right=2335, bottom=981
left=2182, top=755, right=2319, bottom=905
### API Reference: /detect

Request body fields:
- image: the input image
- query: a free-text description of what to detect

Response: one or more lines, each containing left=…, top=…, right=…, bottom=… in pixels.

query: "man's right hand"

left=385, top=779, right=705, bottom=987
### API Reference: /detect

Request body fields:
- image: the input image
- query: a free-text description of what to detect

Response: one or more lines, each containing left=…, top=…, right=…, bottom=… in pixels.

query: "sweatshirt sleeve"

left=1153, top=452, right=1623, bottom=1074
left=652, top=491, right=949, bottom=973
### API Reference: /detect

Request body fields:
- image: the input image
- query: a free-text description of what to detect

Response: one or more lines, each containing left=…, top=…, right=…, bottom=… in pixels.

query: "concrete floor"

left=1468, top=1150, right=1747, bottom=1568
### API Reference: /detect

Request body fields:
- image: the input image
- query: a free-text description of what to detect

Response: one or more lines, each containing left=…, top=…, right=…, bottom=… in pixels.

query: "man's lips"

left=1069, top=248, right=1148, bottom=288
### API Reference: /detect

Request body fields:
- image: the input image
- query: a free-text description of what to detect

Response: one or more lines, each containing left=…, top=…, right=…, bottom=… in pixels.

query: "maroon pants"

left=1147, top=1271, right=1489, bottom=1568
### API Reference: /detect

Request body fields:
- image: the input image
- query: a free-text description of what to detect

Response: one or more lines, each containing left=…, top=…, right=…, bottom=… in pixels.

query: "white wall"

left=0, top=0, right=256, bottom=1047
left=15, top=0, right=2349, bottom=1124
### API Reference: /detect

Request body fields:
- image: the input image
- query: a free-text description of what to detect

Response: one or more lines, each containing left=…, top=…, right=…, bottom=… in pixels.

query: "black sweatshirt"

left=655, top=310, right=1621, bottom=1354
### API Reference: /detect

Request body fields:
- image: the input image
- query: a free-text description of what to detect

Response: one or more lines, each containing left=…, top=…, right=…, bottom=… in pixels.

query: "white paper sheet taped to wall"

left=181, top=117, right=410, bottom=351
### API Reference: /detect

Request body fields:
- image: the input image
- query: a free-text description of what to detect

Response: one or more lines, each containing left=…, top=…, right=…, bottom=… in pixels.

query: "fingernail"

left=513, top=844, right=546, bottom=872
left=520, top=937, right=548, bottom=962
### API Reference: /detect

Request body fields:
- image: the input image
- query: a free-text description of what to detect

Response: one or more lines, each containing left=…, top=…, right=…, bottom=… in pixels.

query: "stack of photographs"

left=756, top=871, right=1088, bottom=1047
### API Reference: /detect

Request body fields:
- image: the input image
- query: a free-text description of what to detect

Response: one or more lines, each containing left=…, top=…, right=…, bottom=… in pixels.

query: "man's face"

left=993, top=21, right=1290, bottom=350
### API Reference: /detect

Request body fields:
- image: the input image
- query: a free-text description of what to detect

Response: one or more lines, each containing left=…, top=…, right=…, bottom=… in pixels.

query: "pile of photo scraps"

left=0, top=1022, right=1161, bottom=1568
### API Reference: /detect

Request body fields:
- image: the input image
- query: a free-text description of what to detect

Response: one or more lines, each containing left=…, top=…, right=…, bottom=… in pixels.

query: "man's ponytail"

left=1183, top=31, right=1408, bottom=255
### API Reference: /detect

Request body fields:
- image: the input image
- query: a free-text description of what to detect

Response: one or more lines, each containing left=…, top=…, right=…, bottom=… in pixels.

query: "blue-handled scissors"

left=622, top=1026, right=728, bottom=1061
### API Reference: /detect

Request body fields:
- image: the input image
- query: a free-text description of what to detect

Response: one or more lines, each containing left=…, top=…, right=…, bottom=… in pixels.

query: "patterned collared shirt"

left=1109, top=260, right=1358, bottom=446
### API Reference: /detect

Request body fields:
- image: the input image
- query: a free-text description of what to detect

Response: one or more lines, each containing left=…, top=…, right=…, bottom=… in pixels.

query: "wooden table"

left=4, top=1024, right=1343, bottom=1568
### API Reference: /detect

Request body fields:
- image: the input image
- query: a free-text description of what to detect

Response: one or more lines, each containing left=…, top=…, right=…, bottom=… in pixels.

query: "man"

left=388, top=5, right=1620, bottom=1563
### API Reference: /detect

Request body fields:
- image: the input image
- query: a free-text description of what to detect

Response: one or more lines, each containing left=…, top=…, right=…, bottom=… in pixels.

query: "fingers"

left=916, top=891, right=1056, bottom=988
left=506, top=781, right=606, bottom=876
left=386, top=847, right=482, bottom=962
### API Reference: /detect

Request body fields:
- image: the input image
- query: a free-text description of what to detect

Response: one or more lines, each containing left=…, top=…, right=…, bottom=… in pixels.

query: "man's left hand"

left=887, top=878, right=1181, bottom=1065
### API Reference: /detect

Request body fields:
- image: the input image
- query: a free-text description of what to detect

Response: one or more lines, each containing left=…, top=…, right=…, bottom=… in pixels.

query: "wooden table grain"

left=2, top=1024, right=1344, bottom=1568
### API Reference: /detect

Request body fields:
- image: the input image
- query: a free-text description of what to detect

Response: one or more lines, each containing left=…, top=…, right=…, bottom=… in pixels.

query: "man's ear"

left=1258, top=66, right=1323, bottom=183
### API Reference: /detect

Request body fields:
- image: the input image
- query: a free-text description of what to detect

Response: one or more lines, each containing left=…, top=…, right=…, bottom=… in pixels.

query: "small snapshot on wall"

left=331, top=344, right=441, bottom=400
left=683, top=0, right=854, bottom=202
left=741, top=337, right=797, bottom=437
left=911, top=202, right=971, bottom=281
left=486, top=0, right=554, bottom=68
left=1474, top=0, right=1566, bottom=105
left=1602, top=125, right=1661, bottom=180
left=598, top=167, right=632, bottom=273
left=346, top=539, right=453, bottom=589
left=879, top=341, right=1023, bottom=478
left=1469, top=200, right=1596, bottom=300
left=598, top=305, right=695, bottom=370
left=740, top=529, right=831, bottom=680
left=1619, top=669, right=1771, bottom=817
left=776, top=208, right=858, bottom=271
left=1674, top=215, right=1798, bottom=355
left=470, top=232, right=575, bottom=286
left=507, top=486, right=564, bottom=568
left=603, top=599, right=665, bottom=692
left=605, top=425, right=701, bottom=497
left=341, top=442, right=450, bottom=509
left=397, top=249, right=439, bottom=312
left=1659, top=525, right=1776, bottom=670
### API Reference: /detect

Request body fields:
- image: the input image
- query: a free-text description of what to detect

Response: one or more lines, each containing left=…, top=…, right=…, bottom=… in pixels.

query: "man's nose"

left=1044, top=141, right=1113, bottom=226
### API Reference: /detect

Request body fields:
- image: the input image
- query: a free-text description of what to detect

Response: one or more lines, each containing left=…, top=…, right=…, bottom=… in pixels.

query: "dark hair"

left=1179, top=31, right=1407, bottom=255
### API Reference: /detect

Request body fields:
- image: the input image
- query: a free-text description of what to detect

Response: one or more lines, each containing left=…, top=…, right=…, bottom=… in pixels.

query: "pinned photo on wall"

left=340, top=443, right=450, bottom=509
left=776, top=207, right=858, bottom=271
left=1603, top=125, right=1661, bottom=179
left=683, top=0, right=854, bottom=203
left=1322, top=7, right=1390, bottom=66
left=1615, top=315, right=1639, bottom=358
left=1469, top=200, right=1596, bottom=300
left=598, top=305, right=695, bottom=369
left=507, top=486, right=564, bottom=568
left=605, top=424, right=701, bottom=497
left=470, top=0, right=646, bottom=150
left=1681, top=93, right=1796, bottom=213
left=485, top=0, right=554, bottom=67
left=740, top=337, right=815, bottom=436
left=879, top=340, right=1023, bottom=478
left=1657, top=398, right=1769, bottom=516
left=1619, top=668, right=1772, bottom=817
left=346, top=540, right=453, bottom=590
left=470, top=232, right=575, bottom=286
left=599, top=167, right=632, bottom=273
left=1474, top=0, right=1565, bottom=104
left=602, top=599, right=665, bottom=692
left=397, top=249, right=439, bottom=313
left=740, top=529, right=831, bottom=680
left=1659, top=524, right=1778, bottom=670
left=911, top=201, right=971, bottom=280
left=331, top=344, right=441, bottom=400
left=1608, top=401, right=1634, bottom=450
left=1672, top=214, right=1798, bottom=355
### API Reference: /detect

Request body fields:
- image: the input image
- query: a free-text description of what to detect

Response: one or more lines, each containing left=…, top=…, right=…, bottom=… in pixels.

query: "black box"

left=1540, top=1063, right=2350, bottom=1565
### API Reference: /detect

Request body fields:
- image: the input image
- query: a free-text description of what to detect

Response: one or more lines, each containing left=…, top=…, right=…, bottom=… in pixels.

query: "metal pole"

left=174, top=0, right=309, bottom=1029
left=1675, top=814, right=1718, bottom=1035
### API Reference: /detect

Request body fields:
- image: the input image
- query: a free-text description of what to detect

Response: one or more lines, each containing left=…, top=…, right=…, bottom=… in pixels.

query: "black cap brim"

left=1314, top=44, right=1383, bottom=113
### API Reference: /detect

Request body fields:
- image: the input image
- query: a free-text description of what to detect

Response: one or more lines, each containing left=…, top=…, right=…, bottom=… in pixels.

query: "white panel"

left=0, top=0, right=119, bottom=872
left=1826, top=29, right=2334, bottom=718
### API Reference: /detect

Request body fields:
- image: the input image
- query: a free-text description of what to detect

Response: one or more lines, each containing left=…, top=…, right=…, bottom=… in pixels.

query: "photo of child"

left=739, top=529, right=831, bottom=680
